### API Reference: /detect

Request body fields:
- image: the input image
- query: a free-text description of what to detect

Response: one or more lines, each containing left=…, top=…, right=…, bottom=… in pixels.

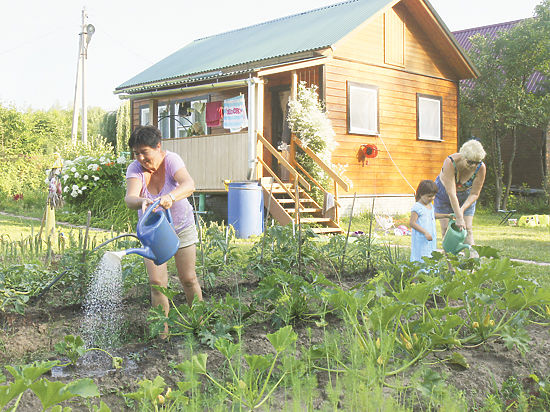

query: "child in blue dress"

left=410, top=180, right=450, bottom=262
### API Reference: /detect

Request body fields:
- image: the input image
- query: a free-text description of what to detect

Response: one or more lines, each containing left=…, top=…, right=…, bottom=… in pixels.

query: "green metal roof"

left=116, top=0, right=395, bottom=91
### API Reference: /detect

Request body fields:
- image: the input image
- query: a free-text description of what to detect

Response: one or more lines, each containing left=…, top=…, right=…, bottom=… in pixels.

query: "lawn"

left=344, top=210, right=550, bottom=264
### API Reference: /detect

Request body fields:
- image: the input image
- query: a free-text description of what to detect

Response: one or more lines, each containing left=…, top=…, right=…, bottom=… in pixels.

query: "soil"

left=1, top=274, right=549, bottom=411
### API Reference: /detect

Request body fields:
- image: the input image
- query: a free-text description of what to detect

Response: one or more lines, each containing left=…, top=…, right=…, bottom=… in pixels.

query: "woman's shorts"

left=433, top=176, right=476, bottom=216
left=177, top=224, right=199, bottom=248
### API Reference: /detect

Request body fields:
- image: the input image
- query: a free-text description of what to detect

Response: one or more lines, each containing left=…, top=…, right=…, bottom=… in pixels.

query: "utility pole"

left=70, top=8, right=95, bottom=145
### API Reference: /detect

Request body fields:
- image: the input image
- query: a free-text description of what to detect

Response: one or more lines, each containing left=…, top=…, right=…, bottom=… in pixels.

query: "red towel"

left=206, top=101, right=223, bottom=127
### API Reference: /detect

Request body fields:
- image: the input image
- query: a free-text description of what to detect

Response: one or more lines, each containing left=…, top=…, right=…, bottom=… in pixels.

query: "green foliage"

left=55, top=335, right=123, bottom=370
left=0, top=360, right=100, bottom=410
left=116, top=101, right=131, bottom=155
left=460, top=2, right=550, bottom=208
left=176, top=325, right=297, bottom=410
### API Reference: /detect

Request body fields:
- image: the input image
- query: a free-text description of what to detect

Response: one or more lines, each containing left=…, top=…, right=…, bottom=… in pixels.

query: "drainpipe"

left=247, top=78, right=257, bottom=180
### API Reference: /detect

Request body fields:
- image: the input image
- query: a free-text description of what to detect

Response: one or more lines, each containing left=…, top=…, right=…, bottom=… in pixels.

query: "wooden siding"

left=325, top=58, right=458, bottom=196
left=384, top=8, right=405, bottom=67
left=162, top=132, right=248, bottom=191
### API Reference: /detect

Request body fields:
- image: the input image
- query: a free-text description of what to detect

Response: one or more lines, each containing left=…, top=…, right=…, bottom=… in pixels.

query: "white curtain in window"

left=349, top=84, right=378, bottom=135
left=418, top=96, right=441, bottom=140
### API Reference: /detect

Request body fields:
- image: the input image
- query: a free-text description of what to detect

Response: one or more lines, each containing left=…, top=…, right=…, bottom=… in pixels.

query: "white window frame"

left=347, top=82, right=379, bottom=136
left=140, top=106, right=150, bottom=126
left=158, top=104, right=170, bottom=138
left=417, top=94, right=442, bottom=141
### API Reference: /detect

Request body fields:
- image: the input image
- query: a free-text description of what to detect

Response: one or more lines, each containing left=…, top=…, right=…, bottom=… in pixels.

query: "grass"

left=342, top=210, right=550, bottom=264
left=0, top=214, right=114, bottom=252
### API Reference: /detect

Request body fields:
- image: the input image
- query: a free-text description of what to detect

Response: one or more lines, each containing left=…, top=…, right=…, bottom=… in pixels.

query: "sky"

left=0, top=0, right=544, bottom=112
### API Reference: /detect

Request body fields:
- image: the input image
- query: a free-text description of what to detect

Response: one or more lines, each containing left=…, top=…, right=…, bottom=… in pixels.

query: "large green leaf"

left=267, top=325, right=297, bottom=353
left=0, top=379, right=27, bottom=408
left=29, top=379, right=76, bottom=410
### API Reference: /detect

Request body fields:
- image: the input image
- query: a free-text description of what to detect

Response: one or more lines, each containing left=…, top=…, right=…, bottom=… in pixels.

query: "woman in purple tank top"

left=125, top=125, right=202, bottom=337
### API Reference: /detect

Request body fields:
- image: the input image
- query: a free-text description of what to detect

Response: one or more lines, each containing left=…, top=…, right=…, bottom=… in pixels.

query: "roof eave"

left=115, top=49, right=330, bottom=95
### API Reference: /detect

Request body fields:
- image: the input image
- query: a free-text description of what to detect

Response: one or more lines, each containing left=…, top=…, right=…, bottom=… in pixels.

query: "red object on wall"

left=357, top=144, right=378, bottom=166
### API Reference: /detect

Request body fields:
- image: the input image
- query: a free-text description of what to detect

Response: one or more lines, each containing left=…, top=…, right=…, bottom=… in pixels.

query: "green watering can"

left=442, top=218, right=470, bottom=255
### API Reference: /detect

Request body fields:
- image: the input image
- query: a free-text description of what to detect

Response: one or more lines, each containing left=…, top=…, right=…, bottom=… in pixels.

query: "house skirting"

left=338, top=194, right=416, bottom=217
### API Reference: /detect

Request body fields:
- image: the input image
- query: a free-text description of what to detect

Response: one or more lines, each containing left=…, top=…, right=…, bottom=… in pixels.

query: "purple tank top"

left=125, top=150, right=194, bottom=233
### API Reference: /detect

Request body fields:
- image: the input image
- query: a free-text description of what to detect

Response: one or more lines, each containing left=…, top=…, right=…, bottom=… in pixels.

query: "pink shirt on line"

left=125, top=150, right=195, bottom=233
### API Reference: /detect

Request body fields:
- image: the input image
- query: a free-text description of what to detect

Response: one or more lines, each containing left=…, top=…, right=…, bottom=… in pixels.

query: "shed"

left=115, top=0, right=477, bottom=233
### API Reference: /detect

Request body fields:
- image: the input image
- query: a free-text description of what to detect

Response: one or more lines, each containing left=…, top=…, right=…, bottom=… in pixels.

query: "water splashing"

left=80, top=252, right=124, bottom=350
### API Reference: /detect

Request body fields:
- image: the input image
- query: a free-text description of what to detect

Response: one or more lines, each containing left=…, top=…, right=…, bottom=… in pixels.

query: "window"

left=140, top=106, right=150, bottom=126
left=347, top=82, right=379, bottom=135
left=417, top=94, right=442, bottom=141
left=158, top=104, right=170, bottom=138
left=174, top=99, right=207, bottom=138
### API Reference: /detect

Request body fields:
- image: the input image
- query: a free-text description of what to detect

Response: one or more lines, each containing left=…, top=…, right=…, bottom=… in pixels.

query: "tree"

left=460, top=1, right=550, bottom=209
left=116, top=101, right=131, bottom=155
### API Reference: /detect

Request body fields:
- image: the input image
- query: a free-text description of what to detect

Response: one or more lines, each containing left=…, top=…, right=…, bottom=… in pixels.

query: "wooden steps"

left=260, top=180, right=343, bottom=235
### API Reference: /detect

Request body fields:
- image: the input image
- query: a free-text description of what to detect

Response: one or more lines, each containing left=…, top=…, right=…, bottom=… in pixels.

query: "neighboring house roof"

left=116, top=0, right=476, bottom=94
left=452, top=19, right=546, bottom=93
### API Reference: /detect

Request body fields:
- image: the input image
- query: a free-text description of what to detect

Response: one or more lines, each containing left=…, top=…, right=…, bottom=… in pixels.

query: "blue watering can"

left=442, top=217, right=470, bottom=255
left=110, top=199, right=180, bottom=265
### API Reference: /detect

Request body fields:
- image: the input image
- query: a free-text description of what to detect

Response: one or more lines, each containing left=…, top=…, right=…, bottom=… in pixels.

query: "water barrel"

left=228, top=181, right=264, bottom=238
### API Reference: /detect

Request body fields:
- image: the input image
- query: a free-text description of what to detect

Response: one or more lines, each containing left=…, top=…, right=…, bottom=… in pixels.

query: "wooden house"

left=115, top=0, right=477, bottom=233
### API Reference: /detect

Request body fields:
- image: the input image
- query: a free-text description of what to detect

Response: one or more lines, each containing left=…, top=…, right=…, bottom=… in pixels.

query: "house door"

left=270, top=88, right=291, bottom=181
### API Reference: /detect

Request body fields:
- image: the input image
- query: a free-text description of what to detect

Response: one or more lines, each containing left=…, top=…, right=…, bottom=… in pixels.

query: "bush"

left=60, top=153, right=135, bottom=230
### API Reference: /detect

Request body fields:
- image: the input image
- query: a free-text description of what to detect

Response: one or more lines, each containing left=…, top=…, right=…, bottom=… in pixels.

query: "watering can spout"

left=122, top=246, right=156, bottom=261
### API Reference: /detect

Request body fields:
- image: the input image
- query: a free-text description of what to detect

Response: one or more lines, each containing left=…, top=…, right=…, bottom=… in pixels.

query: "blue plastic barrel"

left=228, top=181, right=264, bottom=238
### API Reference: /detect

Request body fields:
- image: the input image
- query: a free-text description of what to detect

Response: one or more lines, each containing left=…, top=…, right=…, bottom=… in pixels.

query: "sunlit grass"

left=342, top=210, right=550, bottom=264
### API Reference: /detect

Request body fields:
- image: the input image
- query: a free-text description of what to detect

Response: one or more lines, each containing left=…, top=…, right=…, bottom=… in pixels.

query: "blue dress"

left=410, top=202, right=437, bottom=262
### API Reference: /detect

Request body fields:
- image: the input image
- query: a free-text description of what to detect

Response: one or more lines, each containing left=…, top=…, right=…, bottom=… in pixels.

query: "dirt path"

left=0, top=211, right=109, bottom=232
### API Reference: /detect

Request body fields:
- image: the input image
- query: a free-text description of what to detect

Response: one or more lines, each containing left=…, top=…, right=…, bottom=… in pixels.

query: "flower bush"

left=59, top=154, right=129, bottom=206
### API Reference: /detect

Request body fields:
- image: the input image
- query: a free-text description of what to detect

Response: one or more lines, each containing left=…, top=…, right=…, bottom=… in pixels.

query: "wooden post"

left=291, top=70, right=298, bottom=101
left=334, top=183, right=339, bottom=224
left=149, top=99, right=158, bottom=127
left=294, top=175, right=300, bottom=225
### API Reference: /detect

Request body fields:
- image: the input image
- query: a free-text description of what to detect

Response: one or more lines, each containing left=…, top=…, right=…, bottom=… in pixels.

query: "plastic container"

left=228, top=181, right=264, bottom=238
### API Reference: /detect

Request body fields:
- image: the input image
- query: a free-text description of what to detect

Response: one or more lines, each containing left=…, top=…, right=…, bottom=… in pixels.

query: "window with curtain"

left=347, top=81, right=379, bottom=135
left=417, top=94, right=442, bottom=141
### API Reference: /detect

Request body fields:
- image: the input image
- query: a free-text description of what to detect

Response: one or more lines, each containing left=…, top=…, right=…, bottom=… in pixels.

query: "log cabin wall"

left=326, top=5, right=460, bottom=205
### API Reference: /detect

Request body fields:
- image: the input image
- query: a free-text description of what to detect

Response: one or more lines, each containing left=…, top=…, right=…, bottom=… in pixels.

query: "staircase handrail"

left=292, top=136, right=350, bottom=192
left=293, top=161, right=341, bottom=208
left=257, top=133, right=310, bottom=190
left=256, top=156, right=300, bottom=204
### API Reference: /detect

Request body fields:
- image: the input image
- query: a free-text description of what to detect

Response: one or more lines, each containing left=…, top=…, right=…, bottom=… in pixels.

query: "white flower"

left=83, top=175, right=88, bottom=180
left=72, top=185, right=79, bottom=190
left=71, top=191, right=78, bottom=197
left=45, top=169, right=51, bottom=176
left=64, top=186, right=69, bottom=193
left=71, top=167, right=76, bottom=172
left=74, top=172, right=80, bottom=178
left=93, top=176, right=99, bottom=181
left=99, top=156, right=106, bottom=163
left=88, top=163, right=99, bottom=171
left=81, top=186, right=87, bottom=190
left=63, top=174, right=69, bottom=182
left=44, top=177, right=49, bottom=184
left=116, top=156, right=126, bottom=164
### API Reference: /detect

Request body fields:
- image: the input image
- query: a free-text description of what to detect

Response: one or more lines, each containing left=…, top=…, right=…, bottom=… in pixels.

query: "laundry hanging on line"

left=223, top=95, right=248, bottom=133
left=206, top=101, right=223, bottom=127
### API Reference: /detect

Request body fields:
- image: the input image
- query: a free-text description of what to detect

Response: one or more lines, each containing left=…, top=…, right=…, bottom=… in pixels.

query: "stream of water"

left=80, top=252, right=124, bottom=351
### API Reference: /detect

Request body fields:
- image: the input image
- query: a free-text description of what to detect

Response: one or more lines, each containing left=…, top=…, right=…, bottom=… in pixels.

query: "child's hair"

left=415, top=179, right=438, bottom=201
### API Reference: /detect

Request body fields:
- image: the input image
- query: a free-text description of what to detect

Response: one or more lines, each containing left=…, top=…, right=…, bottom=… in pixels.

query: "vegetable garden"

left=1, top=217, right=550, bottom=411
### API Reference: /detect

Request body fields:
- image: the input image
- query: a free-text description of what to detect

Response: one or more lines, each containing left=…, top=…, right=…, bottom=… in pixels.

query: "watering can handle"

left=142, top=198, right=173, bottom=225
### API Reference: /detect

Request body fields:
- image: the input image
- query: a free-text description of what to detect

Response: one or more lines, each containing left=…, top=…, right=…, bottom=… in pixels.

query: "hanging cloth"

left=223, top=95, right=248, bottom=133
left=206, top=101, right=223, bottom=127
